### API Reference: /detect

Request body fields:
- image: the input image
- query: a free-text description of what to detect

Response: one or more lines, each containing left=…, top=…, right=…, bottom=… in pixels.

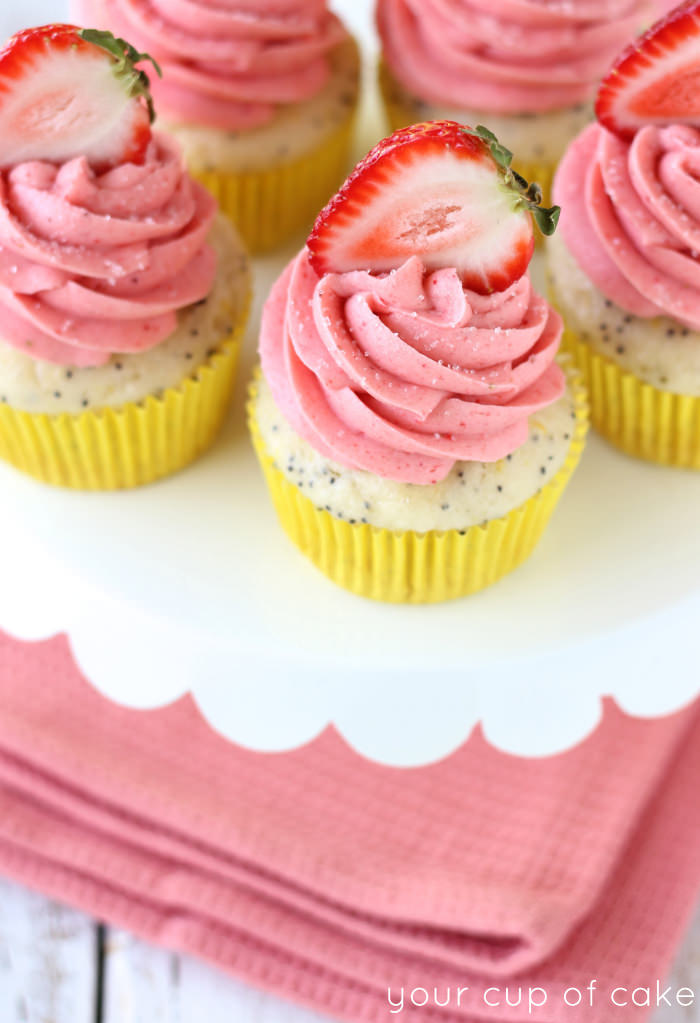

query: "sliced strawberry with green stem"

left=0, top=24, right=161, bottom=171
left=596, top=0, right=700, bottom=139
left=307, top=121, right=559, bottom=295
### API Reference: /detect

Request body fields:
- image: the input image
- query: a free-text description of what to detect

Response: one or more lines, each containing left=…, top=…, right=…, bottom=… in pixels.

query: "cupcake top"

left=73, top=0, right=349, bottom=130
left=0, top=24, right=218, bottom=367
left=377, top=0, right=650, bottom=114
left=260, top=121, right=565, bottom=485
left=553, top=1, right=700, bottom=329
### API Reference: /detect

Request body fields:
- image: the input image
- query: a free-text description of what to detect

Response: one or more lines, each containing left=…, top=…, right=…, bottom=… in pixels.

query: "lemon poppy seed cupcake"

left=548, top=2, right=700, bottom=468
left=250, top=122, right=587, bottom=602
left=74, top=0, right=360, bottom=253
left=0, top=24, right=250, bottom=490
left=377, top=0, right=652, bottom=203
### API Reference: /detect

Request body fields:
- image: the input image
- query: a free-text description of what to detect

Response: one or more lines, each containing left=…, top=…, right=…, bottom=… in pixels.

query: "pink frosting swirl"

left=260, top=252, right=565, bottom=484
left=554, top=122, right=700, bottom=328
left=377, top=0, right=648, bottom=114
left=73, top=0, right=348, bottom=130
left=0, top=134, right=217, bottom=367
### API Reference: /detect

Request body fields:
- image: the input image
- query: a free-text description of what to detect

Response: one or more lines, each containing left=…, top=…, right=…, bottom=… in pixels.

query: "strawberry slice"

left=307, top=122, right=559, bottom=295
left=0, top=24, right=161, bottom=171
left=596, top=0, right=700, bottom=139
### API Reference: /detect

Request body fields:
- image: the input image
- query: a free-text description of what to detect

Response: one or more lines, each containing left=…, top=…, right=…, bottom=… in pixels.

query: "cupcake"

left=73, top=0, right=360, bottom=253
left=0, top=24, right=250, bottom=490
left=249, top=122, right=587, bottom=602
left=548, top=1, right=700, bottom=469
left=377, top=0, right=652, bottom=202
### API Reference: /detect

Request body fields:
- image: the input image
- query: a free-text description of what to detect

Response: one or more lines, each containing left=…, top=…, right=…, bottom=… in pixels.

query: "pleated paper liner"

left=247, top=366, right=589, bottom=603
left=377, top=59, right=557, bottom=208
left=561, top=329, right=700, bottom=469
left=0, top=314, right=249, bottom=491
left=191, top=111, right=355, bottom=255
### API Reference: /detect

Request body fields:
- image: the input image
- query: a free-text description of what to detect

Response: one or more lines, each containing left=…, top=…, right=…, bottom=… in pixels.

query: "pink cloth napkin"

left=0, top=629, right=698, bottom=1022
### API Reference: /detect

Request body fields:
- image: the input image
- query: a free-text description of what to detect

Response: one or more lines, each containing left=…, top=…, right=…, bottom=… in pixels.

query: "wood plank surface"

left=656, top=909, right=700, bottom=1023
left=0, top=878, right=97, bottom=1023
left=101, top=928, right=329, bottom=1023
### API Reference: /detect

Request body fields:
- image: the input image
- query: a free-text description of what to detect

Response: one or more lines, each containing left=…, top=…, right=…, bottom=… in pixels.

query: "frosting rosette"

left=377, top=0, right=647, bottom=114
left=74, top=0, right=348, bottom=130
left=554, top=122, right=700, bottom=329
left=260, top=252, right=565, bottom=484
left=0, top=134, right=217, bottom=368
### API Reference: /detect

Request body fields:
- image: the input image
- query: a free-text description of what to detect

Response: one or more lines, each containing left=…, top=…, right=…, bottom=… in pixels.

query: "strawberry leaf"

left=462, top=125, right=560, bottom=237
left=532, top=205, right=560, bottom=236
left=79, top=28, right=161, bottom=123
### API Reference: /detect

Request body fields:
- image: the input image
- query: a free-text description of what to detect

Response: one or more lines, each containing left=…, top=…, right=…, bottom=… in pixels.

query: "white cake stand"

left=1, top=1, right=699, bottom=766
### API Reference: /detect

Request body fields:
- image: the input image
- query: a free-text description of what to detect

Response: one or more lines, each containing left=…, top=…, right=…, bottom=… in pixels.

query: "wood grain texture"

left=101, top=930, right=180, bottom=1023
left=655, top=910, right=700, bottom=1023
left=102, top=928, right=329, bottom=1023
left=0, top=878, right=96, bottom=1023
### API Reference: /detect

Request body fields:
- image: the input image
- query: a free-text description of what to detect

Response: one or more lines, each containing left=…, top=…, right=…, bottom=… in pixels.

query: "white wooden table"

left=0, top=878, right=698, bottom=1023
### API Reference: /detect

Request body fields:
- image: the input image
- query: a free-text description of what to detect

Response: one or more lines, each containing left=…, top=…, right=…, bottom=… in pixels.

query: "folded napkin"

left=0, top=629, right=698, bottom=1022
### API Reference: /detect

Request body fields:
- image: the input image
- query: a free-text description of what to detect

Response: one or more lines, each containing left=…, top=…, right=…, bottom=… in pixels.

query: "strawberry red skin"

left=307, top=122, right=534, bottom=295
left=0, top=24, right=93, bottom=73
left=0, top=24, right=151, bottom=170
left=596, top=0, right=700, bottom=139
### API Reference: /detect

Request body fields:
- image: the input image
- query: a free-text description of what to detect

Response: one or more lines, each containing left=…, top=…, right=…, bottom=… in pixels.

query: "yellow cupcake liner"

left=191, top=112, right=356, bottom=255
left=560, top=328, right=700, bottom=469
left=378, top=60, right=556, bottom=209
left=0, top=310, right=249, bottom=491
left=377, top=58, right=415, bottom=133
left=247, top=366, right=589, bottom=603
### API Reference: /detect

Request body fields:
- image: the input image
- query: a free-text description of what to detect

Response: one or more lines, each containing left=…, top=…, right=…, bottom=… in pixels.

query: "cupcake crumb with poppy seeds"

left=159, top=38, right=360, bottom=176
left=548, top=228, right=700, bottom=395
left=253, top=376, right=577, bottom=533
